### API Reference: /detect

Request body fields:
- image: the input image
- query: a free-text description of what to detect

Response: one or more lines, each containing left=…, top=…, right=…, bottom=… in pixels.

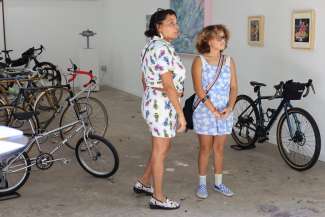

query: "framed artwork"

left=248, top=16, right=264, bottom=47
left=291, top=10, right=315, bottom=49
left=170, top=0, right=212, bottom=54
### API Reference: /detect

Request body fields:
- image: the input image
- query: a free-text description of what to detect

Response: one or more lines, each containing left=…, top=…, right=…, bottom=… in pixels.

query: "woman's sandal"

left=149, top=196, right=180, bottom=210
left=133, top=180, right=153, bottom=196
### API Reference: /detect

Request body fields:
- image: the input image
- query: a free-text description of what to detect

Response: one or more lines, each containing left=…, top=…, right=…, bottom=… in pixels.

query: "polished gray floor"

left=1, top=86, right=324, bottom=217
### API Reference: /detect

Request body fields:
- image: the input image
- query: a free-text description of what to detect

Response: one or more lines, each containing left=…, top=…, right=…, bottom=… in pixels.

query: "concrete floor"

left=1, top=86, right=325, bottom=217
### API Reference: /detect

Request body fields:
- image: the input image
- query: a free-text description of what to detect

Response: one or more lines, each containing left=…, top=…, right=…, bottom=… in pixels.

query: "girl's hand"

left=220, top=107, right=232, bottom=119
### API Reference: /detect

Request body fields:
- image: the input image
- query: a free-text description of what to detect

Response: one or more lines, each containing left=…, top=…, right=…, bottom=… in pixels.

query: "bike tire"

left=277, top=107, right=321, bottom=171
left=75, top=134, right=119, bottom=178
left=231, top=94, right=259, bottom=147
left=33, top=87, right=70, bottom=131
left=59, top=96, right=109, bottom=149
left=0, top=152, right=31, bottom=196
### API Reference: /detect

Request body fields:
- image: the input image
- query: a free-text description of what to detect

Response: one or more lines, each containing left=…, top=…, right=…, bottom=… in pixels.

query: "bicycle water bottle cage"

left=266, top=108, right=276, bottom=118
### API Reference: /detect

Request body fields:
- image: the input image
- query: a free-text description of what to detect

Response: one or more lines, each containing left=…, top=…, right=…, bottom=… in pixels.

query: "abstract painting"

left=170, top=0, right=211, bottom=54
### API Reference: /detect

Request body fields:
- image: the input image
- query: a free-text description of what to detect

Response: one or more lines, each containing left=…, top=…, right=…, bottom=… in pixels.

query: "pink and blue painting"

left=170, top=0, right=211, bottom=54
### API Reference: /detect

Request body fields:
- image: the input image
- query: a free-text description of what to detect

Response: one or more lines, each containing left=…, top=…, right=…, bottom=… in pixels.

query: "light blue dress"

left=193, top=55, right=233, bottom=135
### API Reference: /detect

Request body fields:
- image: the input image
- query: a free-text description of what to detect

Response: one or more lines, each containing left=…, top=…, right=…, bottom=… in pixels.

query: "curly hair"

left=196, top=24, right=230, bottom=54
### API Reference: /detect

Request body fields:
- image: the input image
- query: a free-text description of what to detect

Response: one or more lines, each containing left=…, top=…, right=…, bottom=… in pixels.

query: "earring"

left=159, top=32, right=164, bottom=39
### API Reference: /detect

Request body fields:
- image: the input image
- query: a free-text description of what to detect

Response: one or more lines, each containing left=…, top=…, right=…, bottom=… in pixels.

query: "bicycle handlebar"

left=67, top=64, right=96, bottom=87
left=33, top=45, right=44, bottom=57
left=273, top=79, right=315, bottom=98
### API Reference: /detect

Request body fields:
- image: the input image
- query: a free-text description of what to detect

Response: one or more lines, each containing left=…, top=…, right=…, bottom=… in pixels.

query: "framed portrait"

left=291, top=10, right=315, bottom=49
left=248, top=16, right=264, bottom=47
left=170, top=0, right=212, bottom=54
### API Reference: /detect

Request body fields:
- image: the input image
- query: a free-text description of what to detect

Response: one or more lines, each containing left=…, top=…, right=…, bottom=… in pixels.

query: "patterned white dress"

left=140, top=36, right=186, bottom=138
left=193, top=55, right=233, bottom=135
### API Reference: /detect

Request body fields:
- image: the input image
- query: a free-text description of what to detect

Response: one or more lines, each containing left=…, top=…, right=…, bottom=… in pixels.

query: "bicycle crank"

left=36, top=153, right=54, bottom=170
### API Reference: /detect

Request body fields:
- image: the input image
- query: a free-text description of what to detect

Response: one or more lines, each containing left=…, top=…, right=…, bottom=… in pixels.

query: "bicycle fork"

left=282, top=103, right=303, bottom=153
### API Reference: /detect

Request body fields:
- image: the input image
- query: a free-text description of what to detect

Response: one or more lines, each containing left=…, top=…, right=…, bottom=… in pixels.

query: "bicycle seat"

left=250, top=81, right=267, bottom=87
left=13, top=111, right=35, bottom=121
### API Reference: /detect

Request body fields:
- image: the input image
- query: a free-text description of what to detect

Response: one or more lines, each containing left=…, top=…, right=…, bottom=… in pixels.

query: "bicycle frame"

left=2, top=86, right=94, bottom=173
left=251, top=89, right=302, bottom=140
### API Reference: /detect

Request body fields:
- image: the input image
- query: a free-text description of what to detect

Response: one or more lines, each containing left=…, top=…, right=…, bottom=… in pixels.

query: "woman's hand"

left=220, top=107, right=232, bottom=119
left=177, top=113, right=187, bottom=133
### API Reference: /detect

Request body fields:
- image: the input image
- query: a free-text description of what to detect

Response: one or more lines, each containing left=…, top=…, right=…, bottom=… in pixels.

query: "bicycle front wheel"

left=75, top=134, right=119, bottom=178
left=0, top=152, right=31, bottom=196
left=277, top=107, right=321, bottom=171
left=232, top=95, right=259, bottom=147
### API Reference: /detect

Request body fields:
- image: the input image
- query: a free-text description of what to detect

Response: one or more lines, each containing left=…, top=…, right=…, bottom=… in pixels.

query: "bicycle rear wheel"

left=0, top=152, right=31, bottom=196
left=33, top=87, right=69, bottom=131
left=60, top=97, right=109, bottom=149
left=75, top=134, right=119, bottom=178
left=277, top=107, right=321, bottom=171
left=232, top=95, right=259, bottom=147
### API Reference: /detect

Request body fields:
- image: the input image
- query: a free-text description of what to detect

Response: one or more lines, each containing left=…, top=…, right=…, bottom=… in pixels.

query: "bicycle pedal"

left=258, top=137, right=269, bottom=143
left=63, top=159, right=71, bottom=165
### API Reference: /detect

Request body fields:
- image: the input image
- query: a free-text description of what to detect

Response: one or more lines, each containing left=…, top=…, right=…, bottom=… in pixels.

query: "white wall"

left=101, top=0, right=325, bottom=161
left=212, top=0, right=325, bottom=160
left=0, top=0, right=102, bottom=74
left=2, top=0, right=324, bottom=161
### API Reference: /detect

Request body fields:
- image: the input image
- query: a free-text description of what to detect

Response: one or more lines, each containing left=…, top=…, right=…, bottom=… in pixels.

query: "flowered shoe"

left=133, top=180, right=153, bottom=196
left=196, top=184, right=208, bottom=199
left=149, top=196, right=180, bottom=210
left=213, top=184, right=234, bottom=197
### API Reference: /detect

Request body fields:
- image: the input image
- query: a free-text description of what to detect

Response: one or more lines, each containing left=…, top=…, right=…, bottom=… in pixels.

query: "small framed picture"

left=248, top=16, right=264, bottom=47
left=291, top=10, right=315, bottom=49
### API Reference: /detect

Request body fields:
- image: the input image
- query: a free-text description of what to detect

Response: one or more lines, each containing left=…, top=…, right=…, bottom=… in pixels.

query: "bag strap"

left=141, top=40, right=156, bottom=63
left=193, top=54, right=225, bottom=110
left=141, top=38, right=168, bottom=63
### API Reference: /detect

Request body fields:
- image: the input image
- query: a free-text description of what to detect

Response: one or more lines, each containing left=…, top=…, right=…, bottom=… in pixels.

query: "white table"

left=0, top=126, right=29, bottom=162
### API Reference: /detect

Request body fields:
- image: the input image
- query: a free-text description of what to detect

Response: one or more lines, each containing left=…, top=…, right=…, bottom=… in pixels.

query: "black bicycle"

left=1, top=45, right=61, bottom=86
left=232, top=79, right=321, bottom=171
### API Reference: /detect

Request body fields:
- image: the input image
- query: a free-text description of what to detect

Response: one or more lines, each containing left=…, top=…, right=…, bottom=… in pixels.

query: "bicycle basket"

left=282, top=80, right=305, bottom=100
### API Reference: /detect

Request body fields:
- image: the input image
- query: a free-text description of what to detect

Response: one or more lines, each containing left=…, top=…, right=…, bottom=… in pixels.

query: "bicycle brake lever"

left=303, top=86, right=310, bottom=98
left=311, top=84, right=316, bottom=94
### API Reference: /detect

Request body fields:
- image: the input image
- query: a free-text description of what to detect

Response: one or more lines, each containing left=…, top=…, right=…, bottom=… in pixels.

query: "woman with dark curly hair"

left=133, top=8, right=186, bottom=210
left=192, top=25, right=238, bottom=199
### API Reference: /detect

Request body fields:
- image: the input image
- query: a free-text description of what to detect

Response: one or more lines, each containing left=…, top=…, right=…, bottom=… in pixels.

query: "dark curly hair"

left=196, top=24, right=230, bottom=54
left=144, top=8, right=177, bottom=38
